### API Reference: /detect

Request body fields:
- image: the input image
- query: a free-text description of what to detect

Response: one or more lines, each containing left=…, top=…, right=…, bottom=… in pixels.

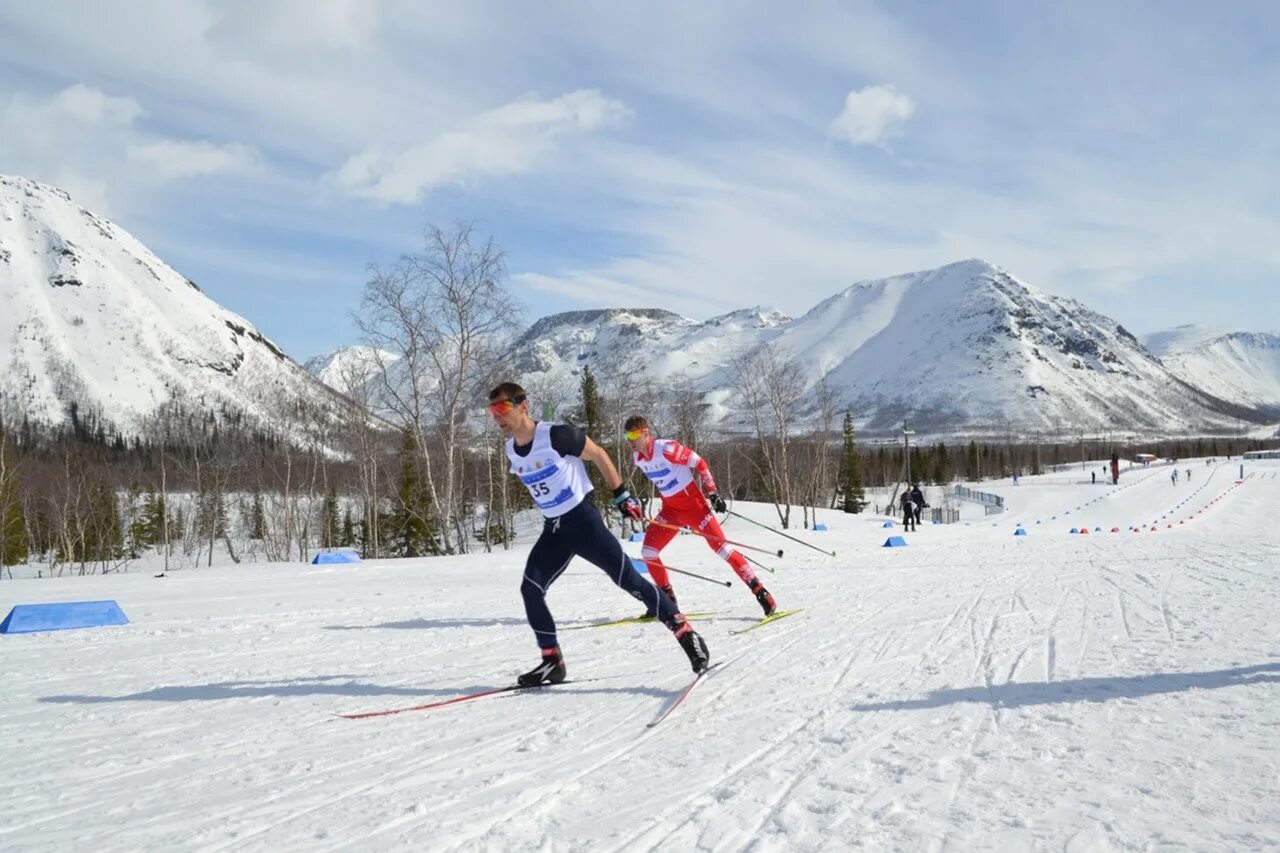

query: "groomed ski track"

left=2, top=460, right=1278, bottom=850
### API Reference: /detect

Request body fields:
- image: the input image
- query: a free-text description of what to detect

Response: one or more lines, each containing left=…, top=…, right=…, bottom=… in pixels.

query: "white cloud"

left=330, top=90, right=631, bottom=204
left=208, top=0, right=381, bottom=54
left=828, top=84, right=915, bottom=145
left=50, top=83, right=144, bottom=125
left=0, top=84, right=264, bottom=216
left=127, top=140, right=260, bottom=181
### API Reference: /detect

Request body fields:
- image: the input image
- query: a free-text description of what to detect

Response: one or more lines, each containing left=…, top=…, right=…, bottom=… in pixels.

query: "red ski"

left=337, top=679, right=591, bottom=720
left=647, top=662, right=722, bottom=728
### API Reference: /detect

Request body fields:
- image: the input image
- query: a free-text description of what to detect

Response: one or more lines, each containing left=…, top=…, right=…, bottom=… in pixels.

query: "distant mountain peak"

left=0, top=173, right=344, bottom=437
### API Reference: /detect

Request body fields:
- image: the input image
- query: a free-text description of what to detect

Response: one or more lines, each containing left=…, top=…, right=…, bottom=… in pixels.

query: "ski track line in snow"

left=618, top=656, right=869, bottom=850
left=608, top=619, right=894, bottom=850
left=346, top=676, right=668, bottom=850
left=1043, top=590, right=1068, bottom=683
left=435, top=635, right=794, bottom=852
left=0, top=706, right=346, bottom=840
left=629, top=583, right=988, bottom=850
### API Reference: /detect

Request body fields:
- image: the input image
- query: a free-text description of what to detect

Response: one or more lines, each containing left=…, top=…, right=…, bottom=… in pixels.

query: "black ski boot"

left=675, top=624, right=710, bottom=674
left=641, top=583, right=678, bottom=619
left=517, top=648, right=566, bottom=687
left=751, top=582, right=777, bottom=617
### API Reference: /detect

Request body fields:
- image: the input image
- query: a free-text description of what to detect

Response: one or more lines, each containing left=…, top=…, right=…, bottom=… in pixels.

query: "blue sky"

left=1, top=1, right=1277, bottom=359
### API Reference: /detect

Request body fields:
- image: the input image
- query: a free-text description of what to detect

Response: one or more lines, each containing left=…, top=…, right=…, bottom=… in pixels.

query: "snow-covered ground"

left=3, top=460, right=1279, bottom=850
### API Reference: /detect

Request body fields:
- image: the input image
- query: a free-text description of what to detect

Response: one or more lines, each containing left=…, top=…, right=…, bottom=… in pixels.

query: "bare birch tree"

left=731, top=342, right=805, bottom=528
left=356, top=222, right=520, bottom=554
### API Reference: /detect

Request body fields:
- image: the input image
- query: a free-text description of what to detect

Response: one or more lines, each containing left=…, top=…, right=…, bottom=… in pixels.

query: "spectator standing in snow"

left=899, top=490, right=916, bottom=531
left=910, top=484, right=927, bottom=527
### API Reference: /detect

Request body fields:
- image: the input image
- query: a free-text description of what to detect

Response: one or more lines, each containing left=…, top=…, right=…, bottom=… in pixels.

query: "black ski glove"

left=611, top=486, right=643, bottom=520
left=707, top=491, right=727, bottom=513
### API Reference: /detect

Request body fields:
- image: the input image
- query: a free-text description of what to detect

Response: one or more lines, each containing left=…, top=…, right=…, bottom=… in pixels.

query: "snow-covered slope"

left=303, top=346, right=398, bottom=396
left=0, top=174, right=345, bottom=436
left=494, top=260, right=1262, bottom=433
left=1142, top=324, right=1231, bottom=358
left=4, top=462, right=1279, bottom=848
left=1146, top=328, right=1280, bottom=417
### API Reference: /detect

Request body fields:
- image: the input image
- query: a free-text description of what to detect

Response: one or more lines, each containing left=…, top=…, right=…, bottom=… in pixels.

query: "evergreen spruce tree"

left=391, top=429, right=437, bottom=557
left=838, top=412, right=866, bottom=513
left=967, top=441, right=980, bottom=481
left=320, top=490, right=339, bottom=549
left=340, top=506, right=355, bottom=548
left=248, top=491, right=267, bottom=540
left=0, top=435, right=26, bottom=567
left=933, top=442, right=950, bottom=485
left=578, top=365, right=610, bottom=508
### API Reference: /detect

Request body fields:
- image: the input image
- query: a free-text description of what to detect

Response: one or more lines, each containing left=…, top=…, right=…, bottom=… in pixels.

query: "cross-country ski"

left=728, top=608, right=805, bottom=635
left=647, top=662, right=723, bottom=728
left=565, top=611, right=718, bottom=631
left=336, top=678, right=600, bottom=720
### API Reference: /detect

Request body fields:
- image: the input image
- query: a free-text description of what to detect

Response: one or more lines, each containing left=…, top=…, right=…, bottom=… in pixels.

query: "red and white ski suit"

left=633, top=438, right=757, bottom=589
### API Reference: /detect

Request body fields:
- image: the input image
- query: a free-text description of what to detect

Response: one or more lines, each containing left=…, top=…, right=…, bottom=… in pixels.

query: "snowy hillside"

left=1146, top=328, right=1280, bottom=417
left=303, top=346, right=399, bottom=396
left=1142, top=324, right=1231, bottom=358
left=0, top=175, right=346, bottom=436
left=488, top=260, right=1264, bottom=434
left=3, top=459, right=1279, bottom=848
left=509, top=306, right=790, bottom=385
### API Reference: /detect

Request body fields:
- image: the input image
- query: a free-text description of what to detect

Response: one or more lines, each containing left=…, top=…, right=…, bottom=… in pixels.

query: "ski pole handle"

left=643, top=517, right=783, bottom=558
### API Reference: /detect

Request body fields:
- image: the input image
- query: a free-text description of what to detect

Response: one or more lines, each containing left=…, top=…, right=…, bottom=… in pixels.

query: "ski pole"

left=727, top=510, right=837, bottom=557
left=638, top=557, right=731, bottom=587
left=743, top=553, right=777, bottom=575
left=643, top=517, right=783, bottom=558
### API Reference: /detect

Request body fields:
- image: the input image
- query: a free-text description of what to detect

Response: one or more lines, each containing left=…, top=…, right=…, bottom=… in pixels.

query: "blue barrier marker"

left=1, top=600, right=129, bottom=634
left=313, top=550, right=362, bottom=564
left=883, top=536, right=908, bottom=548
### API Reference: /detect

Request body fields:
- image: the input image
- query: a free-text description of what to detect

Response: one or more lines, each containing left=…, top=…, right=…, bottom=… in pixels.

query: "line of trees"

left=3, top=221, right=1275, bottom=577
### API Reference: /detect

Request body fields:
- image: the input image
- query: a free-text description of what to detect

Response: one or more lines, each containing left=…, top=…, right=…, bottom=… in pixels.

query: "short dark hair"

left=488, top=382, right=527, bottom=402
left=623, top=415, right=649, bottom=432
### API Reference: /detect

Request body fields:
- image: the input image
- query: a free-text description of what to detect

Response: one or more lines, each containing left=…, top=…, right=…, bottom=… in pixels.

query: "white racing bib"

left=506, top=422, right=595, bottom=518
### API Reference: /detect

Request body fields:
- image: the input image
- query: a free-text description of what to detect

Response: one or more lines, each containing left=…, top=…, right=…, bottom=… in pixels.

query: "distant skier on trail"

left=900, top=489, right=916, bottom=531
left=910, top=484, right=927, bottom=527
left=1171, top=468, right=1179, bottom=485
left=487, top=383, right=710, bottom=685
left=623, top=415, right=777, bottom=617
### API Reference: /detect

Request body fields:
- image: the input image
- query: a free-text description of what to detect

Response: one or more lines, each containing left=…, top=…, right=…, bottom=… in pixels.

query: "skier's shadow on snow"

left=39, top=675, right=670, bottom=705
left=324, top=617, right=633, bottom=631
left=324, top=617, right=530, bottom=631
left=851, top=662, right=1280, bottom=713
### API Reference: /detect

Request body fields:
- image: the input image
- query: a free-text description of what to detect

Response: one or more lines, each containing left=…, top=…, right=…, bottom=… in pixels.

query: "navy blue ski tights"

left=521, top=499, right=681, bottom=649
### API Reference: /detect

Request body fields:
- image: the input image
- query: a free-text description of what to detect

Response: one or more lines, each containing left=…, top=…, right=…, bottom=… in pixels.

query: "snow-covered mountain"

left=0, top=174, right=347, bottom=437
left=1145, top=327, right=1280, bottom=418
left=303, top=346, right=399, bottom=395
left=495, top=261, right=1269, bottom=434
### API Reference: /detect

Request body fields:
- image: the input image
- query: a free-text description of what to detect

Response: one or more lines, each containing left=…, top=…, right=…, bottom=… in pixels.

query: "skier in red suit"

left=624, top=415, right=777, bottom=616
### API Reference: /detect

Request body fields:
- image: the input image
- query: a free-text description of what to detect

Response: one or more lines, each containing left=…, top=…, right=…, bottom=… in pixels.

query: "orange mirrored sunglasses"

left=487, top=394, right=526, bottom=415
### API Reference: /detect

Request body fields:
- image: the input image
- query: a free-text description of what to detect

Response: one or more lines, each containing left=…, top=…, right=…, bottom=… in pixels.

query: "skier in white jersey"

left=488, top=382, right=711, bottom=686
